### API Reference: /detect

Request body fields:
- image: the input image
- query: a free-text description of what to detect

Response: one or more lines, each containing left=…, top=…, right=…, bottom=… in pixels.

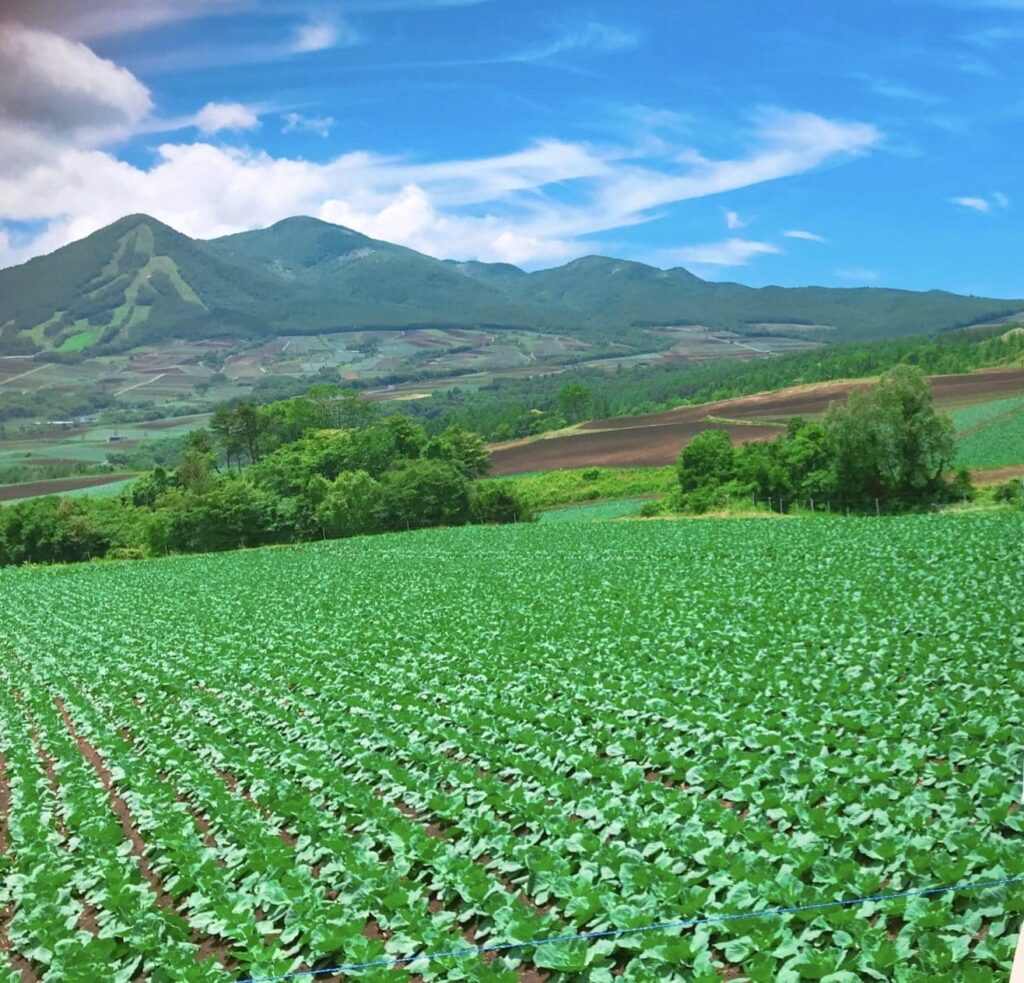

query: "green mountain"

left=1, top=213, right=1021, bottom=356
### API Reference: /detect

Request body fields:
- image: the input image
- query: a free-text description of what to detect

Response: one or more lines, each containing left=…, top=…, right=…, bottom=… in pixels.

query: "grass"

left=482, top=465, right=676, bottom=510
left=57, top=330, right=97, bottom=353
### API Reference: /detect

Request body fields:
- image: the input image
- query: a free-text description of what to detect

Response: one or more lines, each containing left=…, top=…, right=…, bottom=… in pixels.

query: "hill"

left=2, top=213, right=1023, bottom=356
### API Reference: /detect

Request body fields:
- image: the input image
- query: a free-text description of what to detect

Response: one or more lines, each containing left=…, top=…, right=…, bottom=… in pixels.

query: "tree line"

left=0, top=392, right=533, bottom=567
left=674, top=366, right=973, bottom=513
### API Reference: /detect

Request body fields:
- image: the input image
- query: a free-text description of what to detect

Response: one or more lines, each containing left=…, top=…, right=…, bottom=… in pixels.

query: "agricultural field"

left=490, top=368, right=1024, bottom=475
left=953, top=395, right=1024, bottom=469
left=0, top=513, right=1021, bottom=981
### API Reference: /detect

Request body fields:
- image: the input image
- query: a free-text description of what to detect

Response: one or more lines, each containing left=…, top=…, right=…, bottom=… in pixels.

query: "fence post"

left=875, top=498, right=880, bottom=517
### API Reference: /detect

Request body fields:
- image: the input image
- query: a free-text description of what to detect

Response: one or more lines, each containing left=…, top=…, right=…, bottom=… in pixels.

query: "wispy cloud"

left=784, top=229, right=827, bottom=242
left=964, top=24, right=1024, bottom=47
left=949, top=193, right=1010, bottom=213
left=856, top=74, right=943, bottom=104
left=836, top=266, right=879, bottom=282
left=724, top=209, right=746, bottom=230
left=950, top=196, right=991, bottom=212
left=662, top=238, right=782, bottom=267
left=281, top=112, right=336, bottom=137
left=514, top=21, right=640, bottom=62
left=135, top=11, right=364, bottom=73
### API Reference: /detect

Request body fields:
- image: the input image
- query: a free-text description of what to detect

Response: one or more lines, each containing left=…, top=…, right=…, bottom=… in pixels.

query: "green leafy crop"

left=0, top=511, right=1021, bottom=980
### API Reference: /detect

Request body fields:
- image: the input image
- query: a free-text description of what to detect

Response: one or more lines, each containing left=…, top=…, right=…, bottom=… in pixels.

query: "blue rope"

left=238, top=873, right=1023, bottom=982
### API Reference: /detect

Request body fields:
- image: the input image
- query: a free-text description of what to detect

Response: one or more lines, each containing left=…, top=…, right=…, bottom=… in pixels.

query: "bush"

left=471, top=485, right=536, bottom=524
left=993, top=478, right=1023, bottom=506
left=581, top=467, right=601, bottom=481
left=638, top=499, right=667, bottom=517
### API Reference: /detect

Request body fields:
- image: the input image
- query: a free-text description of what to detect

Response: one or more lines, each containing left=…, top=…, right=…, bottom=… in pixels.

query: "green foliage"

left=676, top=368, right=967, bottom=513
left=677, top=430, right=737, bottom=493
left=425, top=425, right=491, bottom=479
left=0, top=512, right=1020, bottom=979
left=469, top=484, right=535, bottom=524
left=826, top=365, right=956, bottom=504
left=377, top=459, right=471, bottom=531
left=556, top=383, right=591, bottom=423
left=481, top=466, right=676, bottom=511
left=0, top=396, right=497, bottom=565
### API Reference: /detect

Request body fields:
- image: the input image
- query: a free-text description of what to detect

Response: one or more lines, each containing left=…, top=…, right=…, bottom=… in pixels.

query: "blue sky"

left=1, top=0, right=1022, bottom=296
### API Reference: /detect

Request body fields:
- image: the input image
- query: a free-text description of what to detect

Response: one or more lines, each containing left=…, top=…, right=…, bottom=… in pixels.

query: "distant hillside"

left=2, top=213, right=1022, bottom=356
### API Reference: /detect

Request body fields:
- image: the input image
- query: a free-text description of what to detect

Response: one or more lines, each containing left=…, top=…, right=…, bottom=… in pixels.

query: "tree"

left=677, top=429, right=736, bottom=493
left=826, top=365, right=955, bottom=505
left=557, top=383, right=591, bottom=423
left=378, top=460, right=471, bottom=531
left=426, top=424, right=491, bottom=479
left=316, top=470, right=384, bottom=538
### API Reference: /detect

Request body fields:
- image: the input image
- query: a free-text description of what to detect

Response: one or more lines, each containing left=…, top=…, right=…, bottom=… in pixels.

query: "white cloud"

left=0, top=0, right=244, bottom=39
left=949, top=193, right=1010, bottom=214
left=517, top=21, right=640, bottom=61
left=950, top=196, right=991, bottom=213
left=0, top=23, right=152, bottom=166
left=193, top=101, right=260, bottom=134
left=281, top=112, right=336, bottom=138
left=724, top=210, right=746, bottom=230
left=661, top=238, right=782, bottom=267
left=0, top=24, right=882, bottom=276
left=836, top=266, right=879, bottom=282
left=289, top=14, right=358, bottom=54
left=784, top=229, right=827, bottom=242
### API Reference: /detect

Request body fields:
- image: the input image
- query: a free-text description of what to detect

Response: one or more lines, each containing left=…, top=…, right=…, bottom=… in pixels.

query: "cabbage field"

left=0, top=512, right=1022, bottom=982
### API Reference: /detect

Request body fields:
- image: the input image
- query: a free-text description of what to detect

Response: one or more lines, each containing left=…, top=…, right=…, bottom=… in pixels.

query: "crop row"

left=0, top=513, right=1022, bottom=980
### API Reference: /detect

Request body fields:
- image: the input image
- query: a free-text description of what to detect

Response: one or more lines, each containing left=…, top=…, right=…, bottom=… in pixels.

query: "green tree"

left=826, top=365, right=955, bottom=505
left=426, top=424, right=491, bottom=479
left=677, top=429, right=736, bottom=493
left=316, top=470, right=384, bottom=538
left=379, top=460, right=471, bottom=531
left=557, top=383, right=591, bottom=423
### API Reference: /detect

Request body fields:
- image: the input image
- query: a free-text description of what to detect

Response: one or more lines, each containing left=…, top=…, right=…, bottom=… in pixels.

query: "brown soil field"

left=490, top=368, right=1024, bottom=476
left=0, top=472, right=136, bottom=502
left=489, top=422, right=783, bottom=475
left=973, top=464, right=1024, bottom=484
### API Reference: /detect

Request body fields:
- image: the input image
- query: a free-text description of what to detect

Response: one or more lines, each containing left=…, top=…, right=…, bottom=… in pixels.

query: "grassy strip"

left=481, top=465, right=676, bottom=510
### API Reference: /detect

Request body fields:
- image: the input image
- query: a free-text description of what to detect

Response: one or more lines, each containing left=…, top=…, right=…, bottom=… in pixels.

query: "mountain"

left=1, top=213, right=1021, bottom=356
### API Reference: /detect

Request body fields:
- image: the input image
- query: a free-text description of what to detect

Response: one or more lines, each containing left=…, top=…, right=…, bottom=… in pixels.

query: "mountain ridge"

left=1, top=213, right=1021, bottom=357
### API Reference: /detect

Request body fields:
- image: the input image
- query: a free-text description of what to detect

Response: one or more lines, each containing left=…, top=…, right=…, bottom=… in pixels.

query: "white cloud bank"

left=0, top=24, right=882, bottom=270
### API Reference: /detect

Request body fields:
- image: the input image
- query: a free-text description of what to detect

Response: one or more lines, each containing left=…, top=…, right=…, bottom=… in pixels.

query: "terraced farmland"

left=0, top=514, right=1022, bottom=981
